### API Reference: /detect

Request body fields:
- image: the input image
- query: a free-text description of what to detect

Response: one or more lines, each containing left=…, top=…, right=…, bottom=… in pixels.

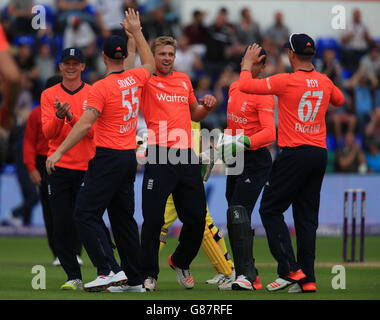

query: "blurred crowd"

left=1, top=0, right=380, bottom=180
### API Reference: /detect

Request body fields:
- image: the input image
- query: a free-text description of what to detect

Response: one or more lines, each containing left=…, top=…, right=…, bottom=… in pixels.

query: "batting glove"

left=217, top=134, right=251, bottom=164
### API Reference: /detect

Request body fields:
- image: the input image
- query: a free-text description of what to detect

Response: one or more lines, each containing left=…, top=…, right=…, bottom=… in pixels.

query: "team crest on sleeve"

left=82, top=100, right=88, bottom=110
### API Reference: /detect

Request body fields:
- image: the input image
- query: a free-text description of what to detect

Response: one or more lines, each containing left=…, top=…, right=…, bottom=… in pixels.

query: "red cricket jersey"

left=41, top=82, right=95, bottom=170
left=87, top=67, right=150, bottom=150
left=0, top=24, right=9, bottom=51
left=239, top=70, right=345, bottom=149
left=23, top=105, right=49, bottom=172
left=227, top=80, right=276, bottom=150
left=0, top=24, right=11, bottom=129
left=141, top=71, right=197, bottom=149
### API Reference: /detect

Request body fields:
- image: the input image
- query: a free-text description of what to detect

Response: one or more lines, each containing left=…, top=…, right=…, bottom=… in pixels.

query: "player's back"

left=274, top=70, right=344, bottom=148
left=227, top=80, right=275, bottom=150
left=88, top=67, right=150, bottom=150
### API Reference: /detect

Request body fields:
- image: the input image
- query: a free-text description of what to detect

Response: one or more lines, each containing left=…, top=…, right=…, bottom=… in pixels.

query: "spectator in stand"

left=195, top=74, right=221, bottom=130
left=95, top=0, right=129, bottom=39
left=14, top=40, right=42, bottom=102
left=365, top=107, right=380, bottom=143
left=359, top=44, right=380, bottom=78
left=56, top=0, right=95, bottom=34
left=344, top=68, right=378, bottom=133
left=7, top=0, right=35, bottom=36
left=4, top=72, right=39, bottom=227
left=261, top=37, right=287, bottom=76
left=173, top=34, right=203, bottom=81
left=365, top=138, right=380, bottom=173
left=315, top=47, right=343, bottom=88
left=341, top=8, right=374, bottom=72
left=236, top=7, right=262, bottom=46
left=63, top=14, right=98, bottom=76
left=229, top=7, right=264, bottom=71
left=327, top=92, right=357, bottom=144
left=359, top=44, right=380, bottom=106
left=202, top=66, right=238, bottom=130
left=336, top=132, right=367, bottom=173
left=203, top=8, right=234, bottom=81
left=183, top=9, right=207, bottom=57
left=142, top=0, right=180, bottom=41
left=264, top=11, right=290, bottom=50
left=35, top=42, right=56, bottom=88
left=194, top=75, right=214, bottom=102
left=145, top=0, right=179, bottom=23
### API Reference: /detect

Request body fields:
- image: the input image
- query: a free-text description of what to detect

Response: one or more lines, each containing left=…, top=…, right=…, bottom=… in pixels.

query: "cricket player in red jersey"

left=238, top=34, right=345, bottom=293
left=46, top=8, right=155, bottom=293
left=140, top=36, right=217, bottom=290
left=41, top=48, right=94, bottom=290
left=23, top=75, right=80, bottom=265
left=0, top=23, right=20, bottom=165
left=218, top=48, right=276, bottom=291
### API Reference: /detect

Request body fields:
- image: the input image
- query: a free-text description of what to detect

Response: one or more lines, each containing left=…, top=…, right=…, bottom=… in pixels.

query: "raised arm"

left=124, top=32, right=137, bottom=70
left=120, top=8, right=155, bottom=75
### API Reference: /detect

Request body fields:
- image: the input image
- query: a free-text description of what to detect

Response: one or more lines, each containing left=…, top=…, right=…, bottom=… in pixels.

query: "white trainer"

left=106, top=284, right=146, bottom=293
left=144, top=277, right=157, bottom=291
left=6, top=211, right=22, bottom=227
left=206, top=273, right=225, bottom=285
left=288, top=283, right=302, bottom=293
left=84, top=271, right=127, bottom=292
left=232, top=275, right=253, bottom=291
left=266, top=277, right=293, bottom=292
left=223, top=269, right=236, bottom=284
left=111, top=270, right=128, bottom=286
left=168, top=255, right=194, bottom=289
left=218, top=281, right=233, bottom=291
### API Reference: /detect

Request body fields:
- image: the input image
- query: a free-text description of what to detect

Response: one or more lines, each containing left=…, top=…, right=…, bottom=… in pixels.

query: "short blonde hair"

left=151, top=36, right=177, bottom=54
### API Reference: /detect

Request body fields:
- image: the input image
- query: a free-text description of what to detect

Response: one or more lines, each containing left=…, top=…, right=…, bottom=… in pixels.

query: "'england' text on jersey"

left=120, top=118, right=137, bottom=134
left=295, top=122, right=320, bottom=133
left=118, top=76, right=136, bottom=88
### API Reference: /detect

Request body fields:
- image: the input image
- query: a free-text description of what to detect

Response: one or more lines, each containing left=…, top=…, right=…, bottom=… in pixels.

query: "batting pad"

left=227, top=205, right=257, bottom=282
left=201, top=223, right=233, bottom=276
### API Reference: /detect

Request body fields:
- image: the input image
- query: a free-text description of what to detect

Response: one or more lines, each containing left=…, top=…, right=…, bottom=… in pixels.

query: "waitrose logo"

left=156, top=93, right=188, bottom=103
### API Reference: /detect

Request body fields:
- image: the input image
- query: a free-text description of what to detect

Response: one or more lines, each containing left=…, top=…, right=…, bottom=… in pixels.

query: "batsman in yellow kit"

left=159, top=122, right=235, bottom=285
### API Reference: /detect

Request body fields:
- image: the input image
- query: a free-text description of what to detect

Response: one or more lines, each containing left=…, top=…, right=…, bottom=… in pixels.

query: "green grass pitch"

left=0, top=235, right=379, bottom=300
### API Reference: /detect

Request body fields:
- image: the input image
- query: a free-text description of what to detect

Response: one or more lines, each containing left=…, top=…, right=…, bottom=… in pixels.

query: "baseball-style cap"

left=242, top=46, right=267, bottom=64
left=60, top=47, right=84, bottom=63
left=283, top=33, right=316, bottom=56
left=103, top=35, right=128, bottom=59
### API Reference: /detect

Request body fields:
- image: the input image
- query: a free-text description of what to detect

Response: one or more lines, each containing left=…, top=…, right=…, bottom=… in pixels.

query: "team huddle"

left=30, top=8, right=344, bottom=294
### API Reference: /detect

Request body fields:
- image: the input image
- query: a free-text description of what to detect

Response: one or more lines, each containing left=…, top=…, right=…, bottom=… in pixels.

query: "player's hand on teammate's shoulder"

left=200, top=94, right=217, bottom=111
